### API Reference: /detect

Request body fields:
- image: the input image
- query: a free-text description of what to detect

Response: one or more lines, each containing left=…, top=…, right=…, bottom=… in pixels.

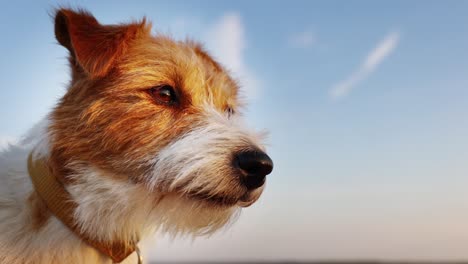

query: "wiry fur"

left=149, top=105, right=266, bottom=209
left=0, top=8, right=269, bottom=264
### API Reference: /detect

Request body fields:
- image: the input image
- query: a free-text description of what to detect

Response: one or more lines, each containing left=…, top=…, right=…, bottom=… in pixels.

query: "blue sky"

left=1, top=0, right=468, bottom=261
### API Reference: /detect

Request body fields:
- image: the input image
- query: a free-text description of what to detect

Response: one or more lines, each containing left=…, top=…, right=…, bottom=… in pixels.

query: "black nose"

left=234, top=151, right=273, bottom=190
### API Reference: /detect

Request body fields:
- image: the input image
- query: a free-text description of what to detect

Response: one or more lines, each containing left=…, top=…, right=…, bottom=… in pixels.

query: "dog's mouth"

left=186, top=191, right=259, bottom=208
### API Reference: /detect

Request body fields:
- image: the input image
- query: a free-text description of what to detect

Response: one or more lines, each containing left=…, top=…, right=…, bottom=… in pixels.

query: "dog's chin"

left=237, top=188, right=263, bottom=207
left=185, top=187, right=264, bottom=208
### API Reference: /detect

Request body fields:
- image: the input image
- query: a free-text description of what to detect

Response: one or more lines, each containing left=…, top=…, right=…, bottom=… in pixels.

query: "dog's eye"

left=149, top=85, right=177, bottom=105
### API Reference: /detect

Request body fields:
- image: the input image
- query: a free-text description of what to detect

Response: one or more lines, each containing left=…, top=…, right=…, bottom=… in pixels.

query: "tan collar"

left=27, top=153, right=140, bottom=263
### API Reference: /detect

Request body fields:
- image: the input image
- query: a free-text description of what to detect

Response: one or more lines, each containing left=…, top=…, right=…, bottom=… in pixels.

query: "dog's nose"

left=234, top=150, right=273, bottom=190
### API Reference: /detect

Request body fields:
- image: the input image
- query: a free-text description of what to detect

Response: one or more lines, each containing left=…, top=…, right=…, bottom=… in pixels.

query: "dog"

left=0, top=8, right=273, bottom=264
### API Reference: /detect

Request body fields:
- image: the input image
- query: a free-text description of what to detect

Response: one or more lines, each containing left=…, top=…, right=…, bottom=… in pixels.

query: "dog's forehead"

left=120, top=36, right=239, bottom=110
left=188, top=42, right=239, bottom=108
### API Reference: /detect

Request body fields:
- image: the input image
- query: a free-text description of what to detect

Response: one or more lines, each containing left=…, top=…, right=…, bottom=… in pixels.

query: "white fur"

left=149, top=105, right=264, bottom=192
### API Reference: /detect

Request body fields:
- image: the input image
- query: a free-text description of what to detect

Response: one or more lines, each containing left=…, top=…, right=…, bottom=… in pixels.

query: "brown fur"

left=49, top=9, right=240, bottom=185
left=27, top=192, right=51, bottom=231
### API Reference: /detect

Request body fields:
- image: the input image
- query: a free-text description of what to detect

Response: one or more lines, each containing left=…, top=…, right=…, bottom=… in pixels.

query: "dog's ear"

left=54, top=8, right=149, bottom=79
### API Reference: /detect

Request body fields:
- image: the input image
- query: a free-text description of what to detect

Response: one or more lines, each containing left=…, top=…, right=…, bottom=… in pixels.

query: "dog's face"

left=48, top=9, right=272, bottom=235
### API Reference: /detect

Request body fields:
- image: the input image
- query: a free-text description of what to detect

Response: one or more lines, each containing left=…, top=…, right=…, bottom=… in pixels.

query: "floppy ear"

left=54, top=9, right=148, bottom=79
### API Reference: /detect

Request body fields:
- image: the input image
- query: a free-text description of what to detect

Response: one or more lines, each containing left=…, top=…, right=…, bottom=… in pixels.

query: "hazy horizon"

left=148, top=262, right=468, bottom=264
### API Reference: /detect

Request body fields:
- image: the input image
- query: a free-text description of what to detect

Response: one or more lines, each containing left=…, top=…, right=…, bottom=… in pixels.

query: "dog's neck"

left=64, top=164, right=159, bottom=239
left=28, top=153, right=141, bottom=263
left=28, top=119, right=158, bottom=245
left=0, top=136, right=138, bottom=263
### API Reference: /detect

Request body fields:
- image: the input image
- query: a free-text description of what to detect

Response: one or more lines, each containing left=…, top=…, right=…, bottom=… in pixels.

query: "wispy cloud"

left=330, top=31, right=400, bottom=99
left=205, top=13, right=261, bottom=100
left=289, top=30, right=316, bottom=48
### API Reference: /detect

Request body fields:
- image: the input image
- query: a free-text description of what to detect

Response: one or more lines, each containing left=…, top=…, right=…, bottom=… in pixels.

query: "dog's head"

left=47, top=9, right=272, bottom=237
